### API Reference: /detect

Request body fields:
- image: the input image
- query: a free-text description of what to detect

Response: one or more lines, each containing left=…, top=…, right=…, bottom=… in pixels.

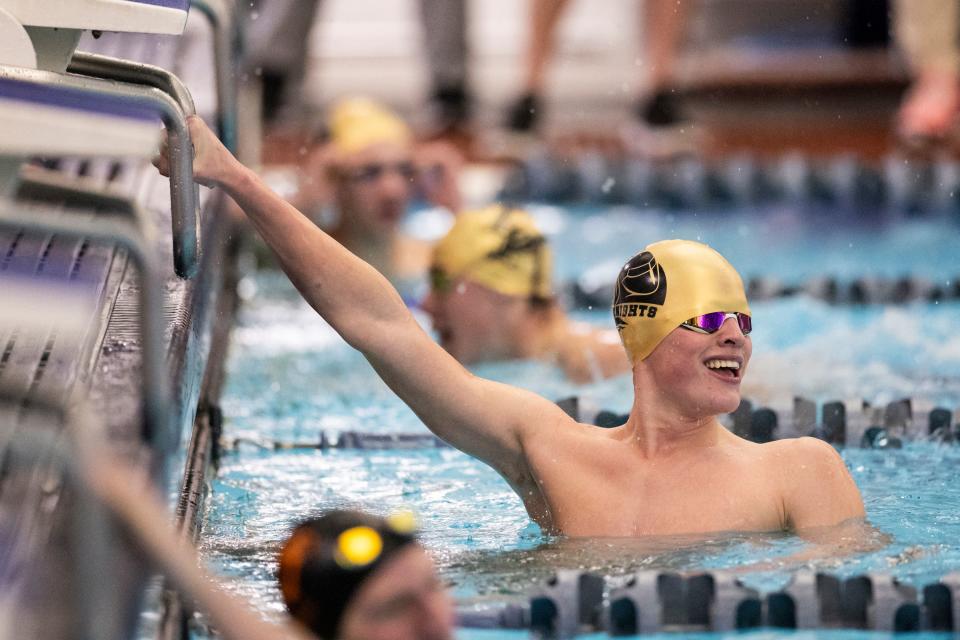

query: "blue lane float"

left=502, top=153, right=960, bottom=216
left=220, top=396, right=957, bottom=453
left=730, top=397, right=957, bottom=448
left=456, top=569, right=960, bottom=636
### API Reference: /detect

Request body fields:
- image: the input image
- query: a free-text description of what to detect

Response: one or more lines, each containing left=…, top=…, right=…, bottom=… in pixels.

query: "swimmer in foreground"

left=158, top=116, right=865, bottom=537
left=85, top=459, right=453, bottom=640
left=423, top=205, right=629, bottom=382
left=278, top=511, right=452, bottom=640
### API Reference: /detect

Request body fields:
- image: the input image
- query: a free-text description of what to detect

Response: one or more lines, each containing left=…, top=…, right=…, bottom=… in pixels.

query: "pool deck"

left=261, top=0, right=920, bottom=166
left=0, top=15, right=242, bottom=640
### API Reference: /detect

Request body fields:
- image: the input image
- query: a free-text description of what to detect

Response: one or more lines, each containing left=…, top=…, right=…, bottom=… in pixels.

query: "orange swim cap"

left=278, top=510, right=417, bottom=639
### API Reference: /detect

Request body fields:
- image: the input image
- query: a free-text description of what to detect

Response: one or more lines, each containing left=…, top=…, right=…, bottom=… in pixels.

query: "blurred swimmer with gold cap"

left=293, top=97, right=462, bottom=292
left=84, top=450, right=453, bottom=640
left=278, top=510, right=451, bottom=640
left=160, top=116, right=868, bottom=541
left=423, top=205, right=628, bottom=383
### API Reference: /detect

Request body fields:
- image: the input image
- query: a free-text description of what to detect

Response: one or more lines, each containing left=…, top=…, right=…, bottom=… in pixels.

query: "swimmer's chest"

left=527, top=442, right=784, bottom=536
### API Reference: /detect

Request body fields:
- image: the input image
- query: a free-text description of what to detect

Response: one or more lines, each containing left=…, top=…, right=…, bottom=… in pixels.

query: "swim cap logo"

left=613, top=251, right=667, bottom=330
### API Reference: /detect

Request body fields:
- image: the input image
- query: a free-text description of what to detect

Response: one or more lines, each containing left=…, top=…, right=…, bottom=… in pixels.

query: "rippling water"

left=201, top=442, right=960, bottom=611
left=196, top=208, right=960, bottom=638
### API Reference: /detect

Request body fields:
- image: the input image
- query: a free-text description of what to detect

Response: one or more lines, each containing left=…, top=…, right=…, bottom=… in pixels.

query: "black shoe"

left=635, top=90, right=686, bottom=128
left=428, top=84, right=472, bottom=132
left=505, top=93, right=541, bottom=132
left=260, top=69, right=288, bottom=124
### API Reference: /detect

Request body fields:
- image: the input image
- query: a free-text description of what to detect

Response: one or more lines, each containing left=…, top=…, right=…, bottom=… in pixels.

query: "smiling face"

left=337, top=545, right=454, bottom=640
left=640, top=314, right=752, bottom=417
left=332, top=142, right=415, bottom=239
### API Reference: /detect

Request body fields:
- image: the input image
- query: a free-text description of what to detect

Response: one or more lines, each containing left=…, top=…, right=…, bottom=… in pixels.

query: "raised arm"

left=158, top=117, right=570, bottom=480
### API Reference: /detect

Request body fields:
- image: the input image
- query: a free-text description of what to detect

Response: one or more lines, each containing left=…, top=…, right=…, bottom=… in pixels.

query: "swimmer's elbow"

left=339, top=314, right=418, bottom=356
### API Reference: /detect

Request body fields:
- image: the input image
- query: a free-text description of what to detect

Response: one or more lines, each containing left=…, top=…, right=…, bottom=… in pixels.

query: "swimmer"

left=278, top=510, right=452, bottom=640
left=294, top=97, right=461, bottom=290
left=158, top=116, right=865, bottom=538
left=85, top=458, right=453, bottom=640
left=422, top=205, right=629, bottom=382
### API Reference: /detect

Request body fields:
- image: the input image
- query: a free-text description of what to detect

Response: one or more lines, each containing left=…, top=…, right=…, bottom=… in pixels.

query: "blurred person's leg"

left=894, top=0, right=960, bottom=140
left=505, top=0, right=572, bottom=132
left=634, top=0, right=690, bottom=127
left=245, top=0, right=324, bottom=125
left=420, top=0, right=471, bottom=133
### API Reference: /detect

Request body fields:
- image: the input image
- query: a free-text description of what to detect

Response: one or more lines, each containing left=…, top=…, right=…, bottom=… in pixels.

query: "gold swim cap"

left=334, top=526, right=384, bottom=568
left=327, top=97, right=412, bottom=155
left=613, top=240, right=750, bottom=362
left=431, top=205, right=552, bottom=299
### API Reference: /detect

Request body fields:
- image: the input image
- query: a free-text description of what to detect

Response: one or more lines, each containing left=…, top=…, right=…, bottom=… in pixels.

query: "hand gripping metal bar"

left=0, top=63, right=200, bottom=279
left=0, top=186, right=172, bottom=473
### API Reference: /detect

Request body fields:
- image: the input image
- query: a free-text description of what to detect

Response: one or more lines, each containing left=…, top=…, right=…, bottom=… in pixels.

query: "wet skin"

left=511, top=318, right=864, bottom=536
left=164, top=116, right=866, bottom=539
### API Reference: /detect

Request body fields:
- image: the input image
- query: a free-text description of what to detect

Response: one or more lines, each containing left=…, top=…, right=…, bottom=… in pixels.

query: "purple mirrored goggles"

left=680, top=311, right=752, bottom=335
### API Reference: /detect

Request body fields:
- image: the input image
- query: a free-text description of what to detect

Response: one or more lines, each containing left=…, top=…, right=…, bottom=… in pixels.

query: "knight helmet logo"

left=613, top=251, right=667, bottom=329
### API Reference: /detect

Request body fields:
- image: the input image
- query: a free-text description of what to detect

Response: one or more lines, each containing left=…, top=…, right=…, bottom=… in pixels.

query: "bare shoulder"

left=524, top=409, right=623, bottom=454
left=504, top=384, right=585, bottom=444
left=532, top=409, right=600, bottom=443
left=761, top=437, right=865, bottom=530
left=762, top=436, right=845, bottom=465
left=755, top=436, right=852, bottom=486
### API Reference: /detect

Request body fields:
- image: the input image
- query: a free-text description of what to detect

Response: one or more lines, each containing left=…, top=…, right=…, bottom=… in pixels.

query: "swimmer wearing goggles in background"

left=421, top=205, right=629, bottom=383
left=158, top=116, right=867, bottom=542
left=288, top=97, right=462, bottom=295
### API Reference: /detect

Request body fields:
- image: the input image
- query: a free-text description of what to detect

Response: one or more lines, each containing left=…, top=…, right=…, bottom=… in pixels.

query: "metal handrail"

left=190, top=0, right=240, bottom=153
left=0, top=183, right=172, bottom=470
left=0, top=63, right=200, bottom=279
left=67, top=51, right=197, bottom=118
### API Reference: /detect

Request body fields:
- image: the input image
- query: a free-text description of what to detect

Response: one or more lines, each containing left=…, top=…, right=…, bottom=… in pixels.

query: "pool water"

left=197, top=206, right=960, bottom=638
